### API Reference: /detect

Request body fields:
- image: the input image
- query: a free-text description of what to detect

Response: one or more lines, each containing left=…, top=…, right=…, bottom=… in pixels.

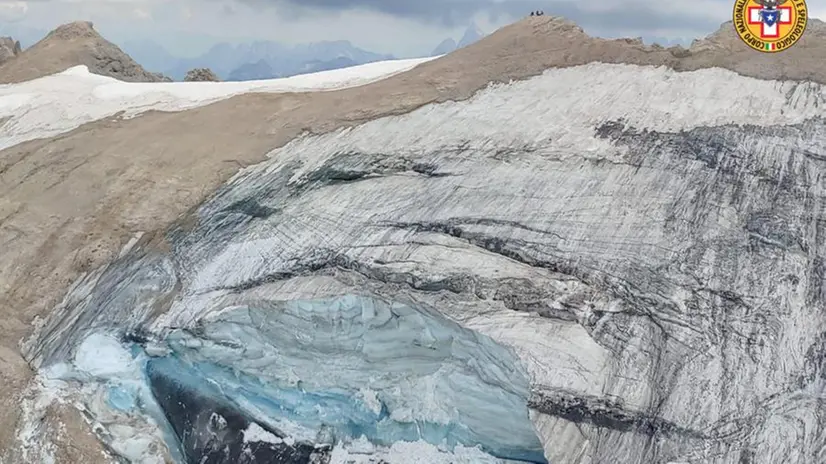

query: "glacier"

left=20, top=62, right=826, bottom=463
left=40, top=296, right=547, bottom=463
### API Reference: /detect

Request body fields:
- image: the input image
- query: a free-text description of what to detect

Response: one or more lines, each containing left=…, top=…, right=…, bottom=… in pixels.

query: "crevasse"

left=47, top=294, right=548, bottom=463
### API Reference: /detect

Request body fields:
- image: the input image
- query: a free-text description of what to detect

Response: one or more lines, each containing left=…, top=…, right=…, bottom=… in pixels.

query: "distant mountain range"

left=121, top=21, right=489, bottom=82
left=426, top=23, right=694, bottom=57
left=122, top=39, right=394, bottom=81
left=227, top=59, right=273, bottom=82
left=431, top=38, right=457, bottom=56
left=3, top=21, right=490, bottom=83
left=2, top=21, right=695, bottom=83
left=430, top=22, right=487, bottom=56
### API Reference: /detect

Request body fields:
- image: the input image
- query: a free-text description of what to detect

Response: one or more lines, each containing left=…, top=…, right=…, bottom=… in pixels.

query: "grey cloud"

left=222, top=3, right=238, bottom=15
left=240, top=0, right=727, bottom=33
left=244, top=0, right=483, bottom=26
left=491, top=1, right=724, bottom=34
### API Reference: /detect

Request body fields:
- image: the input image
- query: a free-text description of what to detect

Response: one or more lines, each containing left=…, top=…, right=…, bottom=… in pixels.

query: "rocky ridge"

left=0, top=21, right=167, bottom=84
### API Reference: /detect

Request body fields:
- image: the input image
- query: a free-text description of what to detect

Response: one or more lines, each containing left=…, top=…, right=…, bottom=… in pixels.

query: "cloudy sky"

left=1, top=0, right=824, bottom=57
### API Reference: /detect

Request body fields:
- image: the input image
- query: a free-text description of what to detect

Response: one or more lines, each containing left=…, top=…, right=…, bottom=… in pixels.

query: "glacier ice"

left=42, top=295, right=547, bottom=463
left=20, top=61, right=826, bottom=463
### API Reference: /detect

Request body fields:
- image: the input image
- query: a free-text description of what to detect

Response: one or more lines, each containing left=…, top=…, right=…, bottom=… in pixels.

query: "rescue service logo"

left=733, top=0, right=808, bottom=52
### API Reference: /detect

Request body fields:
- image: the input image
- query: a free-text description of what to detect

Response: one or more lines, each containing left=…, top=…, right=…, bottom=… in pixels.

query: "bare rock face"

left=152, top=72, right=173, bottom=82
left=0, top=37, right=21, bottom=65
left=0, top=21, right=166, bottom=84
left=184, top=68, right=220, bottom=82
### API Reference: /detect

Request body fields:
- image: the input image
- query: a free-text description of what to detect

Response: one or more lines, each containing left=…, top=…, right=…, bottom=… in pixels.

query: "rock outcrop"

left=0, top=21, right=166, bottom=84
left=153, top=72, right=173, bottom=82
left=4, top=14, right=826, bottom=464
left=183, top=67, right=220, bottom=82
left=0, top=37, right=21, bottom=65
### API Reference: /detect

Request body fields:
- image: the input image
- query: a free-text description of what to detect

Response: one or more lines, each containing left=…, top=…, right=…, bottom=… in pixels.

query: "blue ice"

left=106, top=384, right=138, bottom=411
left=150, top=295, right=548, bottom=463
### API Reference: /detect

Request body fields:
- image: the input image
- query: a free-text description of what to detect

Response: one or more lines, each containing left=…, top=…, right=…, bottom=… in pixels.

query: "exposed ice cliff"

left=38, top=298, right=545, bottom=463
left=19, top=58, right=826, bottom=463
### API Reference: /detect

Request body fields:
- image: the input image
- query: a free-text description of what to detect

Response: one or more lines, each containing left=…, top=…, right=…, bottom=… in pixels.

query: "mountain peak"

left=45, top=21, right=99, bottom=40
left=464, top=21, right=484, bottom=35
left=432, top=21, right=486, bottom=55
left=0, top=20, right=166, bottom=84
left=431, top=38, right=457, bottom=56
left=457, top=22, right=485, bottom=49
left=0, top=37, right=22, bottom=65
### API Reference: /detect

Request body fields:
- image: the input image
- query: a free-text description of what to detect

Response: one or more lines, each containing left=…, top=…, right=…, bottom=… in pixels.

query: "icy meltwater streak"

left=161, top=295, right=547, bottom=462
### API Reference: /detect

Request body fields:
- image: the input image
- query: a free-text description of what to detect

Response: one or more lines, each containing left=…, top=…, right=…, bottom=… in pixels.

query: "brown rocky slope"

left=0, top=21, right=167, bottom=84
left=1, top=15, right=826, bottom=462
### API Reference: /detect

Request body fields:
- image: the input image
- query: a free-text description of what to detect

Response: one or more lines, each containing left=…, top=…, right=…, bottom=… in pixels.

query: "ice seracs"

left=38, top=295, right=547, bottom=463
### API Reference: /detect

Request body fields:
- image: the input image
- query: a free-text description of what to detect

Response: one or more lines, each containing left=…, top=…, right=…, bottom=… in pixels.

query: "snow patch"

left=15, top=376, right=63, bottom=464
left=0, top=57, right=436, bottom=151
left=73, top=333, right=136, bottom=378
left=243, top=422, right=283, bottom=444
left=356, top=388, right=383, bottom=416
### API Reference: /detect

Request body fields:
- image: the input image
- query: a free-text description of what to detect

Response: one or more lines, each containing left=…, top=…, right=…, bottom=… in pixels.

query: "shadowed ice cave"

left=47, top=295, right=547, bottom=463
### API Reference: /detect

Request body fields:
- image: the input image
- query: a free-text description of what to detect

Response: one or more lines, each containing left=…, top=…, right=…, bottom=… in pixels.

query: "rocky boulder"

left=0, top=37, right=21, bottom=65
left=183, top=68, right=220, bottom=82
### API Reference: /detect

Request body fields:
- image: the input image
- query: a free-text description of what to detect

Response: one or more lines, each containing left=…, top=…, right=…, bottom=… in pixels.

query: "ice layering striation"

left=19, top=61, right=826, bottom=463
